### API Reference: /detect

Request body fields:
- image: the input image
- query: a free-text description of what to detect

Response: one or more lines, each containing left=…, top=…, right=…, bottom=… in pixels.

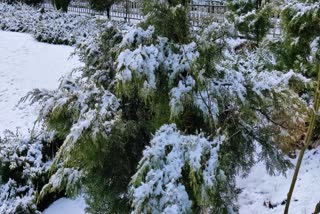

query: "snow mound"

left=43, top=197, right=86, bottom=214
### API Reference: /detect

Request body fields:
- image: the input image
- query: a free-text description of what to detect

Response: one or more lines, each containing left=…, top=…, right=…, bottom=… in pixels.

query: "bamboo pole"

left=284, top=64, right=320, bottom=214
left=314, top=201, right=320, bottom=214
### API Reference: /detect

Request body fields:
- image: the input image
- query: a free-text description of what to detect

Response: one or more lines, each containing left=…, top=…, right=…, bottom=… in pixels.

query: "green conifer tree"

left=52, top=0, right=70, bottom=12
left=88, top=0, right=114, bottom=19
left=25, top=0, right=312, bottom=213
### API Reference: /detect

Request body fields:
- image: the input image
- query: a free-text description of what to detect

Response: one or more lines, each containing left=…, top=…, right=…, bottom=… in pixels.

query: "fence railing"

left=43, top=0, right=144, bottom=20
left=42, top=0, right=229, bottom=23
left=0, top=0, right=280, bottom=35
left=41, top=0, right=281, bottom=35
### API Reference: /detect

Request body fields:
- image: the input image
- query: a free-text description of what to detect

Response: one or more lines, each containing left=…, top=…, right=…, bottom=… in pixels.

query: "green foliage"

left=140, top=0, right=190, bottom=43
left=88, top=0, right=113, bottom=12
left=52, top=0, right=70, bottom=12
left=227, top=0, right=273, bottom=43
left=280, top=0, right=320, bottom=76
left=279, top=0, right=320, bottom=141
left=0, top=130, right=68, bottom=213
left=46, top=102, right=79, bottom=140
left=18, top=0, right=312, bottom=213
left=68, top=120, right=150, bottom=213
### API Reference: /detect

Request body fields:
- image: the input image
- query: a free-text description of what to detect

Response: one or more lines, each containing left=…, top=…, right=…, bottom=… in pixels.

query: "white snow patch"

left=43, top=197, right=86, bottom=214
left=237, top=148, right=320, bottom=214
left=0, top=30, right=82, bottom=135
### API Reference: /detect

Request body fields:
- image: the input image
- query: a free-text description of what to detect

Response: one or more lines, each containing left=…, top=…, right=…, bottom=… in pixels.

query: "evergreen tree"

left=226, top=0, right=274, bottom=44
left=88, top=0, right=114, bottom=19
left=23, top=0, right=311, bottom=213
left=52, top=0, right=70, bottom=12
left=140, top=0, right=191, bottom=43
left=128, top=18, right=307, bottom=212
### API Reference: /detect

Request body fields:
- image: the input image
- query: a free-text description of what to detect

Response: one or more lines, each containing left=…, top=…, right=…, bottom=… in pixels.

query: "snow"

left=131, top=124, right=225, bottom=213
left=43, top=197, right=86, bottom=214
left=237, top=148, right=320, bottom=214
left=0, top=30, right=81, bottom=135
left=0, top=8, right=319, bottom=214
left=0, top=30, right=86, bottom=213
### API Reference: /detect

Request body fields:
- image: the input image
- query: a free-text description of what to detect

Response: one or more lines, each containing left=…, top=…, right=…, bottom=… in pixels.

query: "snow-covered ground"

left=0, top=30, right=81, bottom=135
left=0, top=30, right=319, bottom=214
left=43, top=197, right=87, bottom=214
left=0, top=30, right=86, bottom=213
left=238, top=149, right=320, bottom=214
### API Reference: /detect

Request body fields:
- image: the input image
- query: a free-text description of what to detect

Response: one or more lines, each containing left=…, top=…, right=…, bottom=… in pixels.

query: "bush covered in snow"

left=0, top=3, right=39, bottom=32
left=280, top=0, right=320, bottom=77
left=1, top=0, right=319, bottom=213
left=3, top=0, right=42, bottom=6
left=0, top=128, right=84, bottom=213
left=130, top=124, right=231, bottom=213
left=24, top=12, right=310, bottom=214
left=0, top=130, right=53, bottom=213
left=0, top=2, right=108, bottom=45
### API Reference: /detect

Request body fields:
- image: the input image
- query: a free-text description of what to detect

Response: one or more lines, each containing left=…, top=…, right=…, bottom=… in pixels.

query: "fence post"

left=125, top=0, right=130, bottom=23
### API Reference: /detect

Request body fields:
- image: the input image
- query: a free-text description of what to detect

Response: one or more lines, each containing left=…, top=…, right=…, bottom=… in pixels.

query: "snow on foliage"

left=130, top=124, right=224, bottom=214
left=0, top=2, right=108, bottom=45
left=24, top=76, right=120, bottom=165
left=116, top=26, right=199, bottom=113
left=0, top=2, right=39, bottom=32
left=128, top=18, right=309, bottom=213
left=0, top=131, right=49, bottom=214
left=282, top=0, right=320, bottom=62
left=39, top=168, right=83, bottom=200
left=0, top=0, right=313, bottom=212
left=18, top=21, right=127, bottom=207
left=193, top=20, right=309, bottom=128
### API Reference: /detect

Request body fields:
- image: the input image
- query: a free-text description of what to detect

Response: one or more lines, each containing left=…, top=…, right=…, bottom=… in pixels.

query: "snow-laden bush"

left=0, top=3, right=39, bottom=32
left=34, top=12, right=107, bottom=45
left=24, top=24, right=128, bottom=213
left=280, top=0, right=320, bottom=76
left=0, top=128, right=84, bottom=213
left=14, top=0, right=312, bottom=213
left=130, top=124, right=232, bottom=213
left=0, top=130, right=49, bottom=213
left=0, top=2, right=109, bottom=45
left=21, top=14, right=310, bottom=214
left=226, top=0, right=275, bottom=43
left=117, top=19, right=309, bottom=212
left=3, top=0, right=42, bottom=6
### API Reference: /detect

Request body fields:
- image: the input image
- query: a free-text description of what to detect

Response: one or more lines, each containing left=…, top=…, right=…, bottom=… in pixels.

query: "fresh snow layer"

left=0, top=30, right=319, bottom=214
left=0, top=30, right=82, bottom=135
left=237, top=148, right=320, bottom=214
left=43, top=197, right=87, bottom=214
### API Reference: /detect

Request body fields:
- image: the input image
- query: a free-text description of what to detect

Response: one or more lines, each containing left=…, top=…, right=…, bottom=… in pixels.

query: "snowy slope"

left=237, top=148, right=320, bottom=214
left=0, top=30, right=82, bottom=135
